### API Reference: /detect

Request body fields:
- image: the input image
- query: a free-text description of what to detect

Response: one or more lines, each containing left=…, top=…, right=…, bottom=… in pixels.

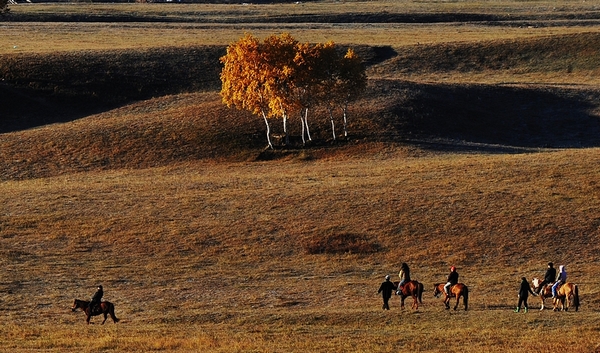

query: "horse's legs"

left=102, top=312, right=108, bottom=324
left=86, top=315, right=91, bottom=324
left=454, top=295, right=460, bottom=310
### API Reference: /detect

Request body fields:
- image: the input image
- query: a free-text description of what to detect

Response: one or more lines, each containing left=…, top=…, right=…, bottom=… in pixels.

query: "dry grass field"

left=1, top=1, right=600, bottom=352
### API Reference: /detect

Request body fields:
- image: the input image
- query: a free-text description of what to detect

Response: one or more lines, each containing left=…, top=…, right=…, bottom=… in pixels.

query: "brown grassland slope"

left=1, top=1, right=600, bottom=352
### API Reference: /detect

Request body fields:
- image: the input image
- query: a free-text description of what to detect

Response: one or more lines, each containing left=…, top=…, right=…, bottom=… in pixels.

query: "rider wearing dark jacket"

left=90, top=285, right=103, bottom=313
left=536, top=262, right=556, bottom=294
left=444, top=266, right=459, bottom=296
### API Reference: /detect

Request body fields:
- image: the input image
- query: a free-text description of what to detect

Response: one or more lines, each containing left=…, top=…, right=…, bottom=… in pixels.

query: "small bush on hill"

left=303, top=231, right=380, bottom=255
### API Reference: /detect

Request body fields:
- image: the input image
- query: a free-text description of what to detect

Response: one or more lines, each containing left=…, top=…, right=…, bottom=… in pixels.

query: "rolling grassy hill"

left=1, top=3, right=600, bottom=352
left=1, top=32, right=599, bottom=179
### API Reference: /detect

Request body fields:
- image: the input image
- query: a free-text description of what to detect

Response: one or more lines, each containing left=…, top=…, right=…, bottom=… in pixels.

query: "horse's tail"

left=463, top=286, right=469, bottom=311
left=109, top=303, right=120, bottom=323
left=418, top=282, right=424, bottom=304
left=573, top=284, right=580, bottom=312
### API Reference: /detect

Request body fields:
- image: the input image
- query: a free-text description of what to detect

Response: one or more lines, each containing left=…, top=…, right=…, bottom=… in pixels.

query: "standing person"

left=378, top=275, right=396, bottom=310
left=89, top=285, right=104, bottom=314
left=444, top=266, right=459, bottom=297
left=535, top=262, right=556, bottom=295
left=552, top=265, right=567, bottom=298
left=397, top=263, right=411, bottom=294
left=515, top=277, right=534, bottom=313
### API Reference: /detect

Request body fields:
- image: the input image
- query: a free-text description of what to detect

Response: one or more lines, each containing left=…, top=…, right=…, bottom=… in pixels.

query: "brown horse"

left=433, top=283, right=468, bottom=311
left=531, top=278, right=580, bottom=312
left=553, top=283, right=580, bottom=312
left=71, top=299, right=120, bottom=324
left=393, top=281, right=424, bottom=310
left=531, top=278, right=553, bottom=310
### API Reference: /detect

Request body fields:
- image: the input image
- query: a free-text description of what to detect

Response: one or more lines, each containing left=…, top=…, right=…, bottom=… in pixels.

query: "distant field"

left=2, top=1, right=600, bottom=54
left=1, top=1, right=600, bottom=352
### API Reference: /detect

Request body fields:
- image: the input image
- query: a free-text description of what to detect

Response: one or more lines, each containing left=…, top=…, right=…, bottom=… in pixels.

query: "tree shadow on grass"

left=373, top=80, right=600, bottom=151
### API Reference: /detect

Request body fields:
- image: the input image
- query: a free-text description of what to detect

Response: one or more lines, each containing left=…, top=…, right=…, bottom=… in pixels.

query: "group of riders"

left=85, top=264, right=568, bottom=314
left=378, top=261, right=569, bottom=311
left=515, top=261, right=568, bottom=312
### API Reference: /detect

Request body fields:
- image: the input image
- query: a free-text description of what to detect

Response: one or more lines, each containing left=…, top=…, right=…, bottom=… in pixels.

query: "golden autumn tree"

left=220, top=33, right=275, bottom=149
left=292, top=41, right=331, bottom=144
left=311, top=41, right=344, bottom=141
left=261, top=33, right=300, bottom=146
left=220, top=33, right=366, bottom=148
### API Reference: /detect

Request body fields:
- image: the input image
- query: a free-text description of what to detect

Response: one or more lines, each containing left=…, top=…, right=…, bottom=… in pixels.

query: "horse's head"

left=433, top=283, right=442, bottom=298
left=71, top=299, right=83, bottom=312
left=531, top=278, right=540, bottom=290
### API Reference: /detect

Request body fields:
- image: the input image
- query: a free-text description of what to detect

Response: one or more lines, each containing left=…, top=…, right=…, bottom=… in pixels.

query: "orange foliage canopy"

left=220, top=33, right=366, bottom=147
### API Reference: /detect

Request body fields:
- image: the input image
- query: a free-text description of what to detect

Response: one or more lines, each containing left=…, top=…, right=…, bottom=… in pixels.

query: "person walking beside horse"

left=515, top=277, right=534, bottom=313
left=378, top=275, right=396, bottom=310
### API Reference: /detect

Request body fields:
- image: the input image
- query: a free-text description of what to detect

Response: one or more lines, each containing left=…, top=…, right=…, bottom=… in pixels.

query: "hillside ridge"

left=1, top=34, right=600, bottom=180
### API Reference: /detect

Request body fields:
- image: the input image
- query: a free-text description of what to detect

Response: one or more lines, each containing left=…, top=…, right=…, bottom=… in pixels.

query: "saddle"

left=89, top=302, right=102, bottom=314
left=545, top=282, right=561, bottom=290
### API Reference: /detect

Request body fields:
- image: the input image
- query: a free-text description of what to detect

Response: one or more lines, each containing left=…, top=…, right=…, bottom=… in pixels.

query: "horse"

left=71, top=299, right=120, bottom=324
left=531, top=278, right=580, bottom=312
left=531, top=278, right=553, bottom=310
left=433, top=283, right=468, bottom=311
left=393, top=280, right=424, bottom=310
left=553, top=283, right=580, bottom=312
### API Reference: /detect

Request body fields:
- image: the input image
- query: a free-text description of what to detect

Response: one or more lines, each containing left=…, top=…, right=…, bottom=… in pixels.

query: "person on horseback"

left=89, top=285, right=103, bottom=314
left=515, top=277, right=534, bottom=313
left=396, top=263, right=411, bottom=294
left=444, top=266, right=459, bottom=297
left=378, top=275, right=396, bottom=310
left=552, top=265, right=567, bottom=298
left=535, top=262, right=556, bottom=295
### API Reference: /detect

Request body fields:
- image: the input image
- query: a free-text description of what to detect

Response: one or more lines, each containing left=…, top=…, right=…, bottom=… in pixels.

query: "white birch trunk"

left=304, top=107, right=312, bottom=141
left=280, top=102, right=289, bottom=146
left=261, top=110, right=273, bottom=149
left=282, top=112, right=289, bottom=146
left=300, top=109, right=306, bottom=145
left=342, top=101, right=349, bottom=138
left=328, top=106, right=336, bottom=141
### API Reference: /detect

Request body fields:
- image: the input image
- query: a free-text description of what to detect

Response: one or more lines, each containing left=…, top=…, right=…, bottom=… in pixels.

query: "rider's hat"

left=548, top=262, right=553, bottom=267
left=98, top=285, right=103, bottom=289
left=450, top=266, right=456, bottom=271
left=385, top=275, right=390, bottom=280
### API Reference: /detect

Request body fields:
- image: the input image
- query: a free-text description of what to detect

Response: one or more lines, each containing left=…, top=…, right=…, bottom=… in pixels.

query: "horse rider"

left=552, top=265, right=567, bottom=299
left=396, top=262, right=411, bottom=294
left=534, top=262, right=556, bottom=295
left=444, top=266, right=459, bottom=297
left=378, top=275, right=396, bottom=310
left=90, top=285, right=104, bottom=314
